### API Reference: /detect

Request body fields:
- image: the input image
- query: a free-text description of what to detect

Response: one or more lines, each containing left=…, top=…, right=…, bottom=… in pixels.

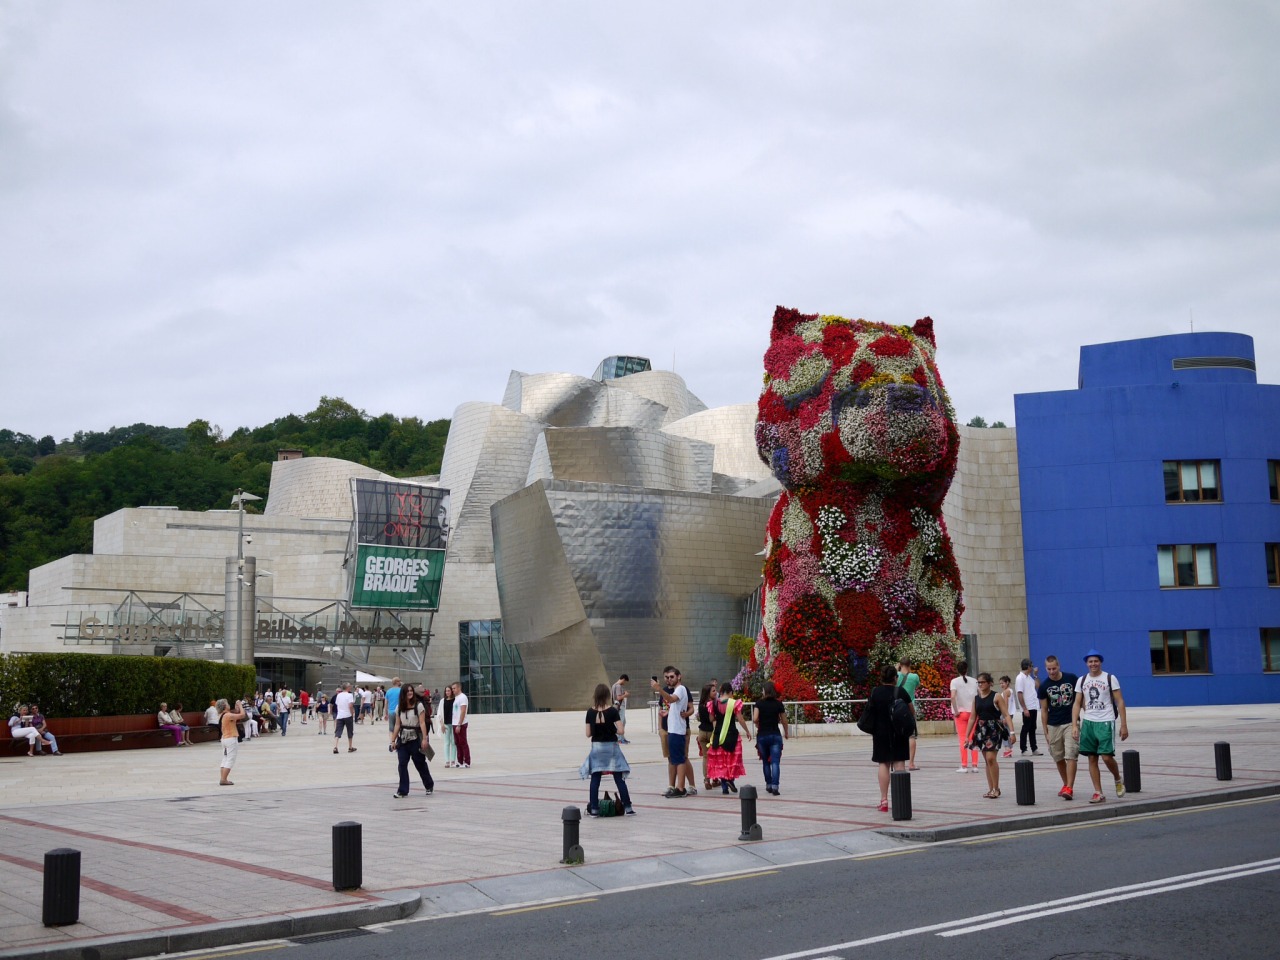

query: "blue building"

left=1015, top=332, right=1280, bottom=706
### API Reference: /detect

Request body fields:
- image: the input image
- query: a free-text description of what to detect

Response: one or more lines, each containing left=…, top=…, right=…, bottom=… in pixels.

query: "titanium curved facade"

left=493, top=480, right=773, bottom=709
left=663, top=403, right=774, bottom=483
left=264, top=457, right=392, bottom=520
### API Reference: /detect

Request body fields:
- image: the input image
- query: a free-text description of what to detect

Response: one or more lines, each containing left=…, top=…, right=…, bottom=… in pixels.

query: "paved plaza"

left=2, top=704, right=1278, bottom=959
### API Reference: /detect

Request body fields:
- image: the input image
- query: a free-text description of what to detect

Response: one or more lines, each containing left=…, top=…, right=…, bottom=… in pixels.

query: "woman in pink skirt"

left=705, top=687, right=752, bottom=794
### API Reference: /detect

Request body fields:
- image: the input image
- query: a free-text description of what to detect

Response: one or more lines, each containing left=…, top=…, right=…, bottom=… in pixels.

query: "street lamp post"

left=230, top=489, right=262, bottom=666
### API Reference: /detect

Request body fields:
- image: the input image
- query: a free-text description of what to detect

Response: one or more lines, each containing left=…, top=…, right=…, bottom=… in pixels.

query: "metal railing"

left=648, top=696, right=955, bottom=736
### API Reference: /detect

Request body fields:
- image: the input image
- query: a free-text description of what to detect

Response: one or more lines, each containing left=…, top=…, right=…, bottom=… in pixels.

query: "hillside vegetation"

left=0, top=397, right=449, bottom=591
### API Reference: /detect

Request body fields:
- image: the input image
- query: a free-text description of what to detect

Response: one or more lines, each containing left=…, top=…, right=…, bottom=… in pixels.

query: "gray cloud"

left=1, top=2, right=1276, bottom=440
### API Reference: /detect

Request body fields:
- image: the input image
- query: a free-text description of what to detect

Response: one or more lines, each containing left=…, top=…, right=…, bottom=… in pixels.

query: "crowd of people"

left=607, top=650, right=1129, bottom=818
left=945, top=651, right=1129, bottom=806
left=13, top=654, right=1131, bottom=814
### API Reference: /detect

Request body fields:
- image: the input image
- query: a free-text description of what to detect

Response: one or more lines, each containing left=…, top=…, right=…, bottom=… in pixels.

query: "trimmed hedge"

left=1, top=653, right=256, bottom=717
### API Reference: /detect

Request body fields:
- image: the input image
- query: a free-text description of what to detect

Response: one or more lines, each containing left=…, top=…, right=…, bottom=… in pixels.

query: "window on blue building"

left=1157, top=544, right=1218, bottom=588
left=1150, top=630, right=1209, bottom=674
left=1270, top=461, right=1280, bottom=502
left=1163, top=460, right=1220, bottom=503
left=1268, top=544, right=1280, bottom=587
left=1263, top=629, right=1280, bottom=672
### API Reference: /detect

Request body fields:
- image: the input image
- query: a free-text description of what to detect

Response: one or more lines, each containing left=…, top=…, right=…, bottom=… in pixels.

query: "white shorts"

left=221, top=736, right=239, bottom=770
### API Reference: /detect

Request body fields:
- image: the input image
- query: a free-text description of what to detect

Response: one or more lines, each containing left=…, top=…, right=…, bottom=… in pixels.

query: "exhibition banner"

left=350, top=543, right=445, bottom=610
left=352, top=478, right=450, bottom=550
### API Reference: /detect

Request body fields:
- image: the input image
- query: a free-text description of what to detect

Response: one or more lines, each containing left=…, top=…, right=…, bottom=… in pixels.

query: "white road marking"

left=758, top=857, right=1280, bottom=959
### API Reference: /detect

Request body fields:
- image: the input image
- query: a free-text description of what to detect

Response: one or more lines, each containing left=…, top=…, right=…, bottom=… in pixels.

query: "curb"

left=882, top=782, right=1280, bottom=843
left=0, top=890, right=422, bottom=960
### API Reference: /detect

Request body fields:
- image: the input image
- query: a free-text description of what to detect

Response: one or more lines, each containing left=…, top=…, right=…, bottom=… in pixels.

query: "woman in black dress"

left=964, top=672, right=1014, bottom=798
left=867, top=664, right=912, bottom=812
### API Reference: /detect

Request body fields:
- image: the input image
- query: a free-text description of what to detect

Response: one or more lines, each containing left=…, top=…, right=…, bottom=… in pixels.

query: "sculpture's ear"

left=913, top=316, right=936, bottom=348
left=772, top=305, right=806, bottom=338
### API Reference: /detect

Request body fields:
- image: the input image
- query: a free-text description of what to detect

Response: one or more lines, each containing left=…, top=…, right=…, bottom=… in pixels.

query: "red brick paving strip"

left=0, top=852, right=217, bottom=924
left=0, top=814, right=372, bottom=898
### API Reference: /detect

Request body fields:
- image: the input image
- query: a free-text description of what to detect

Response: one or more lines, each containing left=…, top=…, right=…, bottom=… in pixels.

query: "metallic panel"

left=605, top=370, right=709, bottom=425
left=493, top=479, right=774, bottom=710
left=502, top=371, right=670, bottom=429
left=663, top=402, right=773, bottom=482
left=526, top=427, right=715, bottom=493
left=264, top=457, right=391, bottom=520
left=438, top=402, right=545, bottom=565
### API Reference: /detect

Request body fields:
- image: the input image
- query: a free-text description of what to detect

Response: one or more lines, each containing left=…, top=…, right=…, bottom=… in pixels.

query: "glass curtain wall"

left=458, top=619, right=534, bottom=713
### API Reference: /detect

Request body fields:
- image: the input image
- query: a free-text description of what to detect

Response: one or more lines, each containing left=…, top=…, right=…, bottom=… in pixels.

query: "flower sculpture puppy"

left=754, top=307, right=963, bottom=713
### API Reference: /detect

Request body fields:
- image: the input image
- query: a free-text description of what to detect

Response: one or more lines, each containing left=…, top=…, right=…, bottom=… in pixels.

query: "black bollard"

left=1214, top=741, right=1232, bottom=781
left=43, top=848, right=80, bottom=927
left=890, top=769, right=912, bottom=821
left=738, top=785, right=763, bottom=841
left=1122, top=749, right=1142, bottom=793
left=561, top=806, right=584, bottom=864
left=1014, top=758, right=1035, bottom=806
left=332, top=821, right=362, bottom=891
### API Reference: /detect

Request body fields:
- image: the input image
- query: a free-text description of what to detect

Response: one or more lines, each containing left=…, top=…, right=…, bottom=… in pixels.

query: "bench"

left=8, top=713, right=218, bottom=754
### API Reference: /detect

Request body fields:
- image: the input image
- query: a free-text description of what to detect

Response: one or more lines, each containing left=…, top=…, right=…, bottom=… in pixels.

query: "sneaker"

left=618, top=738, right=630, bottom=744
left=460, top=763, right=469, bottom=768
left=1031, top=750, right=1043, bottom=757
left=685, top=787, right=697, bottom=797
left=663, top=788, right=686, bottom=798
left=393, top=792, right=407, bottom=799
left=1115, top=780, right=1126, bottom=797
left=333, top=747, right=339, bottom=755
left=1089, top=792, right=1105, bottom=804
left=1059, top=786, right=1073, bottom=800
left=586, top=807, right=600, bottom=818
left=956, top=766, right=969, bottom=773
left=424, top=788, right=433, bottom=795
left=624, top=806, right=636, bottom=816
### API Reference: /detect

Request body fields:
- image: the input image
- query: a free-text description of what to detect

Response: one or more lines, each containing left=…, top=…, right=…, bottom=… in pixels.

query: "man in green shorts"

left=1071, top=649, right=1129, bottom=803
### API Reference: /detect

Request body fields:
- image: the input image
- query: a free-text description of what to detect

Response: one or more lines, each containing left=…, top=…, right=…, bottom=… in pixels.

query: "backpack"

left=890, top=695, right=915, bottom=739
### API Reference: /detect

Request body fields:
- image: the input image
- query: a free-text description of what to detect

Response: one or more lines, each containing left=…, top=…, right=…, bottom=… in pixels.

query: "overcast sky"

left=2, top=3, right=1277, bottom=442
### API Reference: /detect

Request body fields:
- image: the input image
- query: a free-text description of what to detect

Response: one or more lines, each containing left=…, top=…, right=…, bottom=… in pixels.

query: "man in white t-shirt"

left=276, top=687, right=293, bottom=737
left=651, top=666, right=696, bottom=797
left=1071, top=649, right=1128, bottom=804
left=451, top=681, right=471, bottom=767
left=333, top=683, right=357, bottom=754
left=1014, top=659, right=1042, bottom=756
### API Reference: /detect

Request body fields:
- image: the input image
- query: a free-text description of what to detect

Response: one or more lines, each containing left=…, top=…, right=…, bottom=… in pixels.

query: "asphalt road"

left=198, top=797, right=1280, bottom=960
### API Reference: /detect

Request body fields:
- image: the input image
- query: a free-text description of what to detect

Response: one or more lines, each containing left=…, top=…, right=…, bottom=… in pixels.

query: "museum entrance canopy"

left=59, top=588, right=435, bottom=671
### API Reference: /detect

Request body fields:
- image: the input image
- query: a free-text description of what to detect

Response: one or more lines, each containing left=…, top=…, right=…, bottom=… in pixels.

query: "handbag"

left=597, top=791, right=621, bottom=817
left=425, top=741, right=436, bottom=761
left=857, top=702, right=875, bottom=734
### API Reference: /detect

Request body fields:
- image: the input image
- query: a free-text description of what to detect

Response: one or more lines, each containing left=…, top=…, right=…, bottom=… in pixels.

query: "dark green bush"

left=0, top=653, right=256, bottom=717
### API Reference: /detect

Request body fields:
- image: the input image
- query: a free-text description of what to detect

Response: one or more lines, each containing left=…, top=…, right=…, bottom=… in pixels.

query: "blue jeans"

left=277, top=709, right=289, bottom=736
left=589, top=772, right=631, bottom=812
left=397, top=741, right=434, bottom=795
left=757, top=733, right=783, bottom=789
